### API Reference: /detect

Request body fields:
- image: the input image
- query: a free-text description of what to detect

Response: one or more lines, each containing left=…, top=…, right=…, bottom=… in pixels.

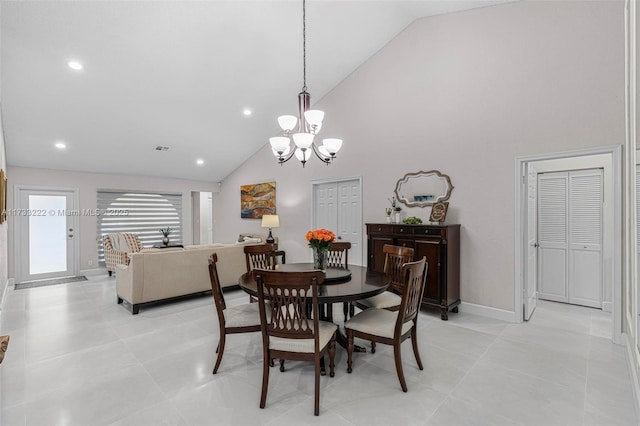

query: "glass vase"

left=313, top=247, right=327, bottom=271
left=162, top=235, right=170, bottom=246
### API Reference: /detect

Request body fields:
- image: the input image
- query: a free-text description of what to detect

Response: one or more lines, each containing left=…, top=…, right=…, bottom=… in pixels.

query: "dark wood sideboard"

left=366, top=223, right=460, bottom=320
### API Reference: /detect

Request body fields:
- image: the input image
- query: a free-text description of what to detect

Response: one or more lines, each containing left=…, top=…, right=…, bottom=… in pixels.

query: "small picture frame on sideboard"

left=429, top=201, right=449, bottom=223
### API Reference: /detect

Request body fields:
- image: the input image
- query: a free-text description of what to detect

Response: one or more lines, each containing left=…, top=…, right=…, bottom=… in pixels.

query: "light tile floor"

left=0, top=273, right=637, bottom=425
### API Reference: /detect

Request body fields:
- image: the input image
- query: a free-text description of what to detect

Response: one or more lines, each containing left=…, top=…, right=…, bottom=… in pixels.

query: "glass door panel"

left=28, top=195, right=68, bottom=275
left=17, top=188, right=78, bottom=282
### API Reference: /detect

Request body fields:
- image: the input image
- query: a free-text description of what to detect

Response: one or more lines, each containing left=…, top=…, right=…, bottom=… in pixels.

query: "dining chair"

left=326, top=242, right=354, bottom=320
left=354, top=244, right=415, bottom=312
left=208, top=253, right=262, bottom=374
left=244, top=243, right=277, bottom=273
left=244, top=244, right=278, bottom=302
left=345, top=257, right=427, bottom=392
left=254, top=269, right=337, bottom=416
left=354, top=244, right=414, bottom=352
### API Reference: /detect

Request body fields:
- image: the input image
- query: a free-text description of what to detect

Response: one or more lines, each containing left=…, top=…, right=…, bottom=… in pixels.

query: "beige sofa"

left=116, top=242, right=254, bottom=314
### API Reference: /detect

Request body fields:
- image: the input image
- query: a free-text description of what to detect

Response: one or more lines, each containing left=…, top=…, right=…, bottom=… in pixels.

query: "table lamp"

left=261, top=214, right=280, bottom=244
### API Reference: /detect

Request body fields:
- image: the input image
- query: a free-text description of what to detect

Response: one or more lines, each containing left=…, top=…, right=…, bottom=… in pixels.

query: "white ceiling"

left=1, top=0, right=509, bottom=182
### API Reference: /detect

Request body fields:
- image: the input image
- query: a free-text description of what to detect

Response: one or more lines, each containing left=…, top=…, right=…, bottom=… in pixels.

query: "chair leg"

left=260, top=351, right=270, bottom=409
left=411, top=325, right=423, bottom=370
left=328, top=338, right=336, bottom=378
left=371, top=341, right=376, bottom=353
left=108, top=270, right=113, bottom=277
left=212, top=333, right=226, bottom=374
left=314, top=357, right=320, bottom=416
left=347, top=330, right=354, bottom=373
left=393, top=342, right=408, bottom=392
left=279, top=359, right=285, bottom=372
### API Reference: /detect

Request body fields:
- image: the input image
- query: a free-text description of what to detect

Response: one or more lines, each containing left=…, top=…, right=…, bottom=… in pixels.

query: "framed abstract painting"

left=240, top=181, right=276, bottom=219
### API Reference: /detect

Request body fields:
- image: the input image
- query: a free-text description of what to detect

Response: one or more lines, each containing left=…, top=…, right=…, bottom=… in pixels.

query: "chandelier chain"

left=302, top=0, right=307, bottom=91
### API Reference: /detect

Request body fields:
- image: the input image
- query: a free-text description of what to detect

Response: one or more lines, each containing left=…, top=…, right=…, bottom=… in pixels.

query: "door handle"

left=337, top=236, right=342, bottom=240
left=533, top=243, right=539, bottom=248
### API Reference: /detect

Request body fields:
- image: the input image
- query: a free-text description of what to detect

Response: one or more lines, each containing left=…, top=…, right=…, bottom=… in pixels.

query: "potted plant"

left=385, top=208, right=392, bottom=222
left=159, top=227, right=172, bottom=246
left=388, top=196, right=402, bottom=223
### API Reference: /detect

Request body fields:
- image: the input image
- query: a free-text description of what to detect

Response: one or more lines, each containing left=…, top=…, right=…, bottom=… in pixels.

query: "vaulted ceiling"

left=1, top=0, right=509, bottom=181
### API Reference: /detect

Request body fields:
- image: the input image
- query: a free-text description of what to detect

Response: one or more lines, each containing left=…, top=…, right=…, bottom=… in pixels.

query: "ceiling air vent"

left=155, top=146, right=170, bottom=151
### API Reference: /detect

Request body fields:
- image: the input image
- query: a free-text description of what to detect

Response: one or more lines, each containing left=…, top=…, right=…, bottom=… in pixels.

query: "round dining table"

left=239, top=263, right=388, bottom=352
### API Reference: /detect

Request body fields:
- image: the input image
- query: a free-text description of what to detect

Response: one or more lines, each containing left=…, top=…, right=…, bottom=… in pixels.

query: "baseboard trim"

left=80, top=268, right=106, bottom=277
left=602, top=301, right=613, bottom=312
left=623, top=333, right=640, bottom=420
left=459, top=301, right=518, bottom=323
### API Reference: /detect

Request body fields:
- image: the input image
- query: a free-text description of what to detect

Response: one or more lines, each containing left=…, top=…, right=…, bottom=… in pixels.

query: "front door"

left=16, top=187, right=79, bottom=282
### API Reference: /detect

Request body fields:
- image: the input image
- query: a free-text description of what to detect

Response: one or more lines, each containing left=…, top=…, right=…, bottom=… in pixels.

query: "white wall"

left=214, top=0, right=625, bottom=312
left=6, top=166, right=218, bottom=276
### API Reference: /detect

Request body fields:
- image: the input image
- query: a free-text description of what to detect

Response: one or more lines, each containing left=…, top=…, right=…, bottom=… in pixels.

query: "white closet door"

left=337, top=180, right=362, bottom=265
left=538, top=173, right=569, bottom=302
left=314, top=183, right=338, bottom=233
left=568, top=170, right=603, bottom=307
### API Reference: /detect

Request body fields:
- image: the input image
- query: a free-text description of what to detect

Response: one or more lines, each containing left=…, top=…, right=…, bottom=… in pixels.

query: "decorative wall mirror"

left=394, top=170, right=454, bottom=208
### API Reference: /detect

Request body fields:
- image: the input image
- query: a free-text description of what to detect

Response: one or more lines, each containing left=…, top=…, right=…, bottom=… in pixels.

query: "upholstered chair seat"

left=355, top=292, right=402, bottom=310
left=344, top=308, right=412, bottom=339
left=223, top=303, right=265, bottom=328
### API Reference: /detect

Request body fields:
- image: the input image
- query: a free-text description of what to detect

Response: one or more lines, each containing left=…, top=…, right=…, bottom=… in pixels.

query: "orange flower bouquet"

left=306, top=228, right=336, bottom=270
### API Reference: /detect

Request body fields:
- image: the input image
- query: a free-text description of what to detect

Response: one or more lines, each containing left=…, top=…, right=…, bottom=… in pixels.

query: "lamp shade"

left=261, top=214, right=280, bottom=228
left=277, top=115, right=298, bottom=132
left=292, top=132, right=314, bottom=149
left=322, top=138, right=343, bottom=154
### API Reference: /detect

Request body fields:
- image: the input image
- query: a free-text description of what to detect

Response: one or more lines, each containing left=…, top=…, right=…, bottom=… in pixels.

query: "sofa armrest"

left=115, top=254, right=144, bottom=305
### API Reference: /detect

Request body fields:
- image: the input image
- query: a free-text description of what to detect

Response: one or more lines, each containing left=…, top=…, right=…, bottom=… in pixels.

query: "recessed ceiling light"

left=67, top=60, right=83, bottom=71
left=55, top=142, right=67, bottom=149
left=243, top=109, right=252, bottom=116
left=196, top=159, right=205, bottom=166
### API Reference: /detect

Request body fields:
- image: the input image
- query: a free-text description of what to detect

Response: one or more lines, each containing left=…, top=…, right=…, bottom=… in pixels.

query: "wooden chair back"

left=382, top=244, right=415, bottom=294
left=326, top=242, right=351, bottom=268
left=254, top=270, right=324, bottom=344
left=244, top=244, right=277, bottom=273
left=396, top=257, right=428, bottom=332
left=208, top=253, right=226, bottom=323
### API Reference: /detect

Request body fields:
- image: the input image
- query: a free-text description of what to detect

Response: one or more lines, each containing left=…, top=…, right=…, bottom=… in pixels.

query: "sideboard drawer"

left=415, top=227, right=444, bottom=237
left=395, top=226, right=414, bottom=235
left=367, top=224, right=393, bottom=234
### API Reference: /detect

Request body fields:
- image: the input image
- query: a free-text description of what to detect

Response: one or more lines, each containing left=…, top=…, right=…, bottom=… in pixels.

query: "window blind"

left=97, top=191, right=183, bottom=264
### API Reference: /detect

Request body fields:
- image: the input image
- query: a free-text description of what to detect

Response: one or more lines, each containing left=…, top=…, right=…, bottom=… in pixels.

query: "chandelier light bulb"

left=292, top=132, right=314, bottom=150
left=322, top=138, right=343, bottom=154
left=304, top=110, right=324, bottom=127
left=318, top=145, right=331, bottom=160
left=272, top=145, right=291, bottom=158
left=270, top=137, right=291, bottom=153
left=294, top=148, right=308, bottom=163
left=277, top=115, right=298, bottom=132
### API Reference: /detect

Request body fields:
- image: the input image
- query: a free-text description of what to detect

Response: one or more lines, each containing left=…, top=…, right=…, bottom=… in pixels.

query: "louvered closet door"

left=537, top=169, right=603, bottom=307
left=538, top=173, right=569, bottom=302
left=568, top=170, right=603, bottom=308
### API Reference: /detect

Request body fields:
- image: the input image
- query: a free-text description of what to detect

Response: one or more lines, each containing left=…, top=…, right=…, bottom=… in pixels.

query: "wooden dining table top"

left=239, top=264, right=388, bottom=304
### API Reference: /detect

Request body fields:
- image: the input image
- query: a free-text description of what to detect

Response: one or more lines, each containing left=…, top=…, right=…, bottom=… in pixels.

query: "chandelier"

left=269, top=0, right=343, bottom=167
